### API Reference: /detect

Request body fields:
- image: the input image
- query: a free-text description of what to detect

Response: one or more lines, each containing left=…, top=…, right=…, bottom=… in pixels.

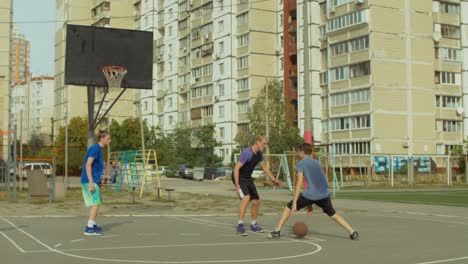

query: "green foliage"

left=53, top=116, right=88, bottom=174
left=109, top=118, right=151, bottom=151
left=234, top=79, right=303, bottom=155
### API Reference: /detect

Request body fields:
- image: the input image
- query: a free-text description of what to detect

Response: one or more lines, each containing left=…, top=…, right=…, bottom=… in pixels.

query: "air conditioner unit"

left=355, top=0, right=364, bottom=4
left=205, top=34, right=210, bottom=40
left=402, top=142, right=409, bottom=148
left=433, top=31, right=442, bottom=42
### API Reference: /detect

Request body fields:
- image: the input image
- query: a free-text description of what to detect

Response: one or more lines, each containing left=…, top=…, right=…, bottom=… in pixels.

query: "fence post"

left=447, top=155, right=451, bottom=186
left=408, top=156, right=414, bottom=186
left=367, top=157, right=371, bottom=187
left=390, top=155, right=394, bottom=187
left=465, top=155, right=467, bottom=184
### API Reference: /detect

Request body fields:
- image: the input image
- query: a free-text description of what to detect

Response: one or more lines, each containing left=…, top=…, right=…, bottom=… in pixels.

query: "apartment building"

left=11, top=82, right=29, bottom=145
left=30, top=76, right=55, bottom=145
left=317, top=0, right=467, bottom=155
left=11, top=27, right=30, bottom=85
left=0, top=0, right=12, bottom=160
left=55, top=0, right=136, bottom=138
left=138, top=0, right=281, bottom=164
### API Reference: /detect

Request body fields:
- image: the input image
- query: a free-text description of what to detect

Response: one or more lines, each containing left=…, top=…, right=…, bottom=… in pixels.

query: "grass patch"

left=336, top=190, right=468, bottom=207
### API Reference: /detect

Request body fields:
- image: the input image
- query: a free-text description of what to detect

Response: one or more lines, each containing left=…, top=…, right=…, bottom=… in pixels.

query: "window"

left=168, top=97, right=173, bottom=107
left=443, top=120, right=460, bottom=132
left=237, top=12, right=249, bottom=26
left=280, top=57, right=283, bottom=71
left=192, top=64, right=213, bottom=78
left=219, top=0, right=224, bottom=11
left=219, top=127, right=225, bottom=138
left=202, top=106, right=213, bottom=117
left=436, top=71, right=460, bottom=85
left=219, top=63, right=225, bottom=74
left=437, top=47, right=462, bottom=61
left=219, top=41, right=224, bottom=53
left=320, top=72, right=328, bottom=85
left=441, top=24, right=460, bottom=39
left=350, top=61, right=370, bottom=78
left=331, top=92, right=348, bottom=106
left=219, top=105, right=225, bottom=117
left=435, top=95, right=460, bottom=109
left=238, top=101, right=249, bottom=113
left=331, top=41, right=348, bottom=56
left=239, top=0, right=249, bottom=4
left=237, top=56, right=249, bottom=70
left=218, top=20, right=224, bottom=32
left=280, top=14, right=283, bottom=26
left=330, top=65, right=349, bottom=82
left=327, top=10, right=366, bottom=32
left=168, top=79, right=173, bottom=91
left=238, top=123, right=249, bottom=133
left=350, top=89, right=370, bottom=104
left=351, top=115, right=371, bottom=129
left=191, top=84, right=214, bottom=98
left=349, top=36, right=369, bottom=52
left=238, top=78, right=249, bottom=91
left=439, top=2, right=459, bottom=14
left=168, top=8, right=173, bottom=18
left=179, top=19, right=188, bottom=30
left=333, top=0, right=353, bottom=6
left=168, top=25, right=173, bottom=36
left=280, top=35, right=284, bottom=48
left=219, top=84, right=225, bottom=96
left=333, top=142, right=370, bottom=154
left=238, top=33, right=249, bottom=47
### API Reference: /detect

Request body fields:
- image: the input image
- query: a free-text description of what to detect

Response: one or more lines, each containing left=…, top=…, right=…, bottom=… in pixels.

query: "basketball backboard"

left=65, top=25, right=153, bottom=89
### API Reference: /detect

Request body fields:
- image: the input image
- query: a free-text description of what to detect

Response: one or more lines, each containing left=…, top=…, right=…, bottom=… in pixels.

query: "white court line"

left=100, top=235, right=120, bottom=239
left=137, top=233, right=160, bottom=236
left=54, top=243, right=62, bottom=248
left=416, top=256, right=468, bottom=264
left=0, top=231, right=26, bottom=253
left=383, top=211, right=468, bottom=220
left=28, top=240, right=294, bottom=253
left=0, top=213, right=280, bottom=219
left=71, top=239, right=84, bottom=243
left=179, top=233, right=200, bottom=236
left=1, top=215, right=322, bottom=263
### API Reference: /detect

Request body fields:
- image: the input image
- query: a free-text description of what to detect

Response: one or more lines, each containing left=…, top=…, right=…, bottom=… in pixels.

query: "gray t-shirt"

left=296, top=156, right=330, bottom=200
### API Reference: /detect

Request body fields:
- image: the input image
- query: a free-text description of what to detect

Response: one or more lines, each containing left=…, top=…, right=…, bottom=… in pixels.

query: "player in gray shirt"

left=267, top=143, right=359, bottom=240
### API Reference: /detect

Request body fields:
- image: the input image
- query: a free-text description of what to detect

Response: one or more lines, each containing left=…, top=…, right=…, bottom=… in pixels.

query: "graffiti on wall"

left=374, top=156, right=432, bottom=173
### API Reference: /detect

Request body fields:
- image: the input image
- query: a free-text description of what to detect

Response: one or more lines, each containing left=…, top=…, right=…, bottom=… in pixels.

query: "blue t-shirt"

left=81, top=144, right=104, bottom=183
left=296, top=156, right=330, bottom=200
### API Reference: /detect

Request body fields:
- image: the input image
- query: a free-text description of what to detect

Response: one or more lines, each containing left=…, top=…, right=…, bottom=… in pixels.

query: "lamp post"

left=64, top=112, right=68, bottom=187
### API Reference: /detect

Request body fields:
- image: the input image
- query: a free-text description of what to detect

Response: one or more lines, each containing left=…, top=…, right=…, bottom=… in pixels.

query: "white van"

left=16, top=162, right=53, bottom=178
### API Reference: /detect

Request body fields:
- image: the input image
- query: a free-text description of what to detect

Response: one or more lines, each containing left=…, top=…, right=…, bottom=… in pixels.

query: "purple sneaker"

left=250, top=223, right=264, bottom=233
left=237, top=223, right=247, bottom=236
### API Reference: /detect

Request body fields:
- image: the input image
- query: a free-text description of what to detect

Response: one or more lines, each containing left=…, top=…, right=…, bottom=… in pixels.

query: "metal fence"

left=315, top=153, right=468, bottom=187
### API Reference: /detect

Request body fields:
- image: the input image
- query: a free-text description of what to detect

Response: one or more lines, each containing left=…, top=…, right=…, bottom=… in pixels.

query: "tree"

left=109, top=118, right=151, bottom=152
left=235, top=80, right=303, bottom=154
left=53, top=116, right=88, bottom=174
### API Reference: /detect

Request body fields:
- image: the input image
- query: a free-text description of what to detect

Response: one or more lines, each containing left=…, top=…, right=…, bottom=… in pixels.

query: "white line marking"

left=137, top=233, right=160, bottom=236
left=100, top=235, right=120, bottom=239
left=0, top=231, right=25, bottom=253
left=179, top=233, right=200, bottom=236
left=0, top=213, right=280, bottom=218
left=71, top=239, right=84, bottom=243
left=29, top=240, right=294, bottom=253
left=415, top=256, right=468, bottom=264
left=54, top=243, right=62, bottom=248
left=1, top=215, right=323, bottom=263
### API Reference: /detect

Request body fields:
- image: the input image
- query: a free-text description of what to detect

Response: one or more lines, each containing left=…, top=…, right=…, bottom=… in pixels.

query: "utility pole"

left=303, top=0, right=313, bottom=144
left=65, top=112, right=68, bottom=187
left=265, top=82, right=269, bottom=156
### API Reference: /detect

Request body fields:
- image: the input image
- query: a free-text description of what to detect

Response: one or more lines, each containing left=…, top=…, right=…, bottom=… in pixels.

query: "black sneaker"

left=267, top=230, right=280, bottom=239
left=349, top=231, right=359, bottom=240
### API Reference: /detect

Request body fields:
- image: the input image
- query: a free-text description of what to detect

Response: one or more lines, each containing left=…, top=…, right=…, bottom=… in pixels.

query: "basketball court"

left=1, top=206, right=468, bottom=264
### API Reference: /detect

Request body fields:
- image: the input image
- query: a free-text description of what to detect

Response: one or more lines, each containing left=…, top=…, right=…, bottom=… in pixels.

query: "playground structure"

left=104, top=149, right=162, bottom=199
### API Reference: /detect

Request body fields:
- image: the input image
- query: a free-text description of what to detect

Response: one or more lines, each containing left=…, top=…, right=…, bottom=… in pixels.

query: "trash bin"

left=193, top=167, right=204, bottom=181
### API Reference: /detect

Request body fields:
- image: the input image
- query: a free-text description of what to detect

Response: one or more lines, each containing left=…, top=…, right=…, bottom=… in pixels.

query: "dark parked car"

left=178, top=164, right=194, bottom=179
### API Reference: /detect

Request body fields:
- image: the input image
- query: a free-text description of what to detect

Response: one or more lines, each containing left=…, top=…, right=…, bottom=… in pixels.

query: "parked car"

left=157, top=166, right=169, bottom=176
left=251, top=168, right=265, bottom=179
left=178, top=164, right=194, bottom=179
left=215, top=167, right=232, bottom=179
left=14, top=162, right=53, bottom=179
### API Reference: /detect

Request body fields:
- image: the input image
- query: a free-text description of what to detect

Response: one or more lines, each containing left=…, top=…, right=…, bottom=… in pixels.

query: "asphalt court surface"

left=1, top=210, right=468, bottom=264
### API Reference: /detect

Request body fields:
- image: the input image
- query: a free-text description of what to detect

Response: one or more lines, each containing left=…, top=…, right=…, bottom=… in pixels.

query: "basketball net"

left=101, top=66, right=127, bottom=88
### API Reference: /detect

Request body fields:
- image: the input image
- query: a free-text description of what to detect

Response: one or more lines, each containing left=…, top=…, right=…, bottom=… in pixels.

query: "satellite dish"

left=433, top=32, right=442, bottom=42
left=456, top=106, right=464, bottom=115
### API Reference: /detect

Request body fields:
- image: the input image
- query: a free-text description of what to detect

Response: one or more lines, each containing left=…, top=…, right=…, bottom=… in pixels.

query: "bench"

left=155, top=187, right=175, bottom=201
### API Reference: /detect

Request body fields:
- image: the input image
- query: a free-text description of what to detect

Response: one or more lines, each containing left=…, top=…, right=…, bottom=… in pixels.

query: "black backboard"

left=65, top=25, right=153, bottom=89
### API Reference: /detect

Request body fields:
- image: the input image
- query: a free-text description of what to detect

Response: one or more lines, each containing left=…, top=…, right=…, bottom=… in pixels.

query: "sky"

left=13, top=0, right=55, bottom=76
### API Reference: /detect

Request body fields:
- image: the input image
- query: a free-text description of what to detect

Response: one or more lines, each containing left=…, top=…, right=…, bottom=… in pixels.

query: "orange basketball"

left=292, top=221, right=308, bottom=237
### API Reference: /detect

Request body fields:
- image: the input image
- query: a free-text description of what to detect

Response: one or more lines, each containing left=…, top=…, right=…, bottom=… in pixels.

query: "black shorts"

left=233, top=179, right=259, bottom=201
left=287, top=194, right=336, bottom=216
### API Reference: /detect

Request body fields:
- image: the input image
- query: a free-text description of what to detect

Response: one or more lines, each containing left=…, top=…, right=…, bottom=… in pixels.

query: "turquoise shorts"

left=81, top=183, right=102, bottom=207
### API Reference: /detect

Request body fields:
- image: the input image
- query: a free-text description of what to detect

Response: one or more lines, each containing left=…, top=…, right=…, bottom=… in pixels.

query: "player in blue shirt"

left=267, top=143, right=359, bottom=240
left=81, top=130, right=111, bottom=236
left=233, top=136, right=277, bottom=235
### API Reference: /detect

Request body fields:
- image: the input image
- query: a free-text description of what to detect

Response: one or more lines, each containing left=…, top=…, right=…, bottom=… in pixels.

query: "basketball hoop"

left=101, top=66, right=127, bottom=88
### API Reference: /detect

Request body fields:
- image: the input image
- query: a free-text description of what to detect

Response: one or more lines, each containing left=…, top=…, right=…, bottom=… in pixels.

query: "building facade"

left=316, top=0, right=467, bottom=155
left=0, top=0, right=12, bottom=160
left=11, top=27, right=30, bottom=85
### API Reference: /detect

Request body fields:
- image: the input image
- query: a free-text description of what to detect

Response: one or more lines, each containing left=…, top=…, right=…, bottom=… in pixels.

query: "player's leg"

left=317, top=196, right=359, bottom=240
left=248, top=181, right=264, bottom=232
left=82, top=183, right=102, bottom=235
left=268, top=194, right=312, bottom=238
left=236, top=181, right=250, bottom=236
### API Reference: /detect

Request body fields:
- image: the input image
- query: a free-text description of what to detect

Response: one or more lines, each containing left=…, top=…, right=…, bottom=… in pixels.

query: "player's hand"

left=235, top=185, right=240, bottom=197
left=292, top=202, right=298, bottom=213
left=89, top=182, right=96, bottom=193
left=274, top=179, right=284, bottom=187
left=306, top=205, right=313, bottom=216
